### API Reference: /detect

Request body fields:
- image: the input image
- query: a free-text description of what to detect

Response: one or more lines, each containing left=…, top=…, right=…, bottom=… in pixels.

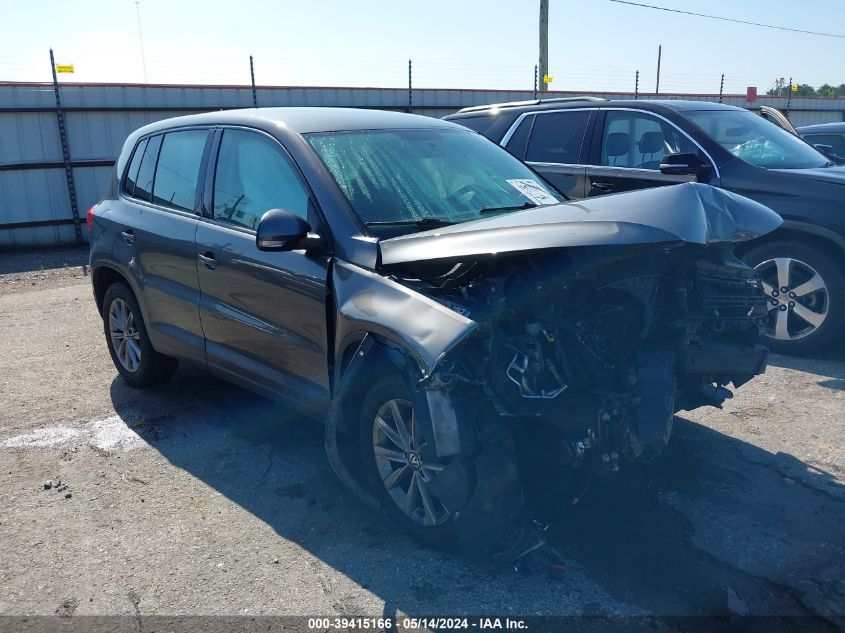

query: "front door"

left=585, top=110, right=707, bottom=197
left=195, top=127, right=331, bottom=413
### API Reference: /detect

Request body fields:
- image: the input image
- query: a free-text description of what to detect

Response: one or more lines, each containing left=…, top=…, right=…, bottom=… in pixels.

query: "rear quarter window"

left=123, top=138, right=148, bottom=197
left=132, top=135, right=162, bottom=203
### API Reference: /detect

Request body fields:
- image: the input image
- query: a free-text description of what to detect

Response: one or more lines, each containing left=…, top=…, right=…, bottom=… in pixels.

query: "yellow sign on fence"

left=55, top=64, right=75, bottom=73
left=790, top=83, right=798, bottom=92
left=543, top=75, right=554, bottom=84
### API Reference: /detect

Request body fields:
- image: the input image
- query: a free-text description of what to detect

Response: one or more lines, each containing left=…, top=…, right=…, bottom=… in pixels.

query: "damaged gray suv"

left=89, top=108, right=781, bottom=557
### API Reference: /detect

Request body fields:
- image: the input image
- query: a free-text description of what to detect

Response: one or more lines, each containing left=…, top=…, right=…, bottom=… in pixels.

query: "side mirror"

left=256, top=209, right=314, bottom=252
left=659, top=152, right=709, bottom=177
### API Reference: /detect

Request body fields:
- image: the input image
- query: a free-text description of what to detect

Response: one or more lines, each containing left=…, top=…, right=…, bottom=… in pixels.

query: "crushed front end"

left=386, top=242, right=769, bottom=554
left=328, top=184, right=781, bottom=559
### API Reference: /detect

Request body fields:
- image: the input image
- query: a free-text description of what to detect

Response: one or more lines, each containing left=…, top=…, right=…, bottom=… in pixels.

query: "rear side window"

left=212, top=129, right=309, bottom=230
left=133, top=135, right=162, bottom=202
left=152, top=130, right=208, bottom=212
left=123, top=138, right=148, bottom=197
left=526, top=110, right=592, bottom=164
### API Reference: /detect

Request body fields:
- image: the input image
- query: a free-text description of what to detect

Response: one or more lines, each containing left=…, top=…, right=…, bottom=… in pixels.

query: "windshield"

left=685, top=110, right=829, bottom=169
left=306, top=128, right=564, bottom=230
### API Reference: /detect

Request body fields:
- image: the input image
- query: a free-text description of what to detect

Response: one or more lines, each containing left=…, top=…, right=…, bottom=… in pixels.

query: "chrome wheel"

left=755, top=257, right=829, bottom=342
left=108, top=298, right=141, bottom=372
left=372, top=398, right=449, bottom=527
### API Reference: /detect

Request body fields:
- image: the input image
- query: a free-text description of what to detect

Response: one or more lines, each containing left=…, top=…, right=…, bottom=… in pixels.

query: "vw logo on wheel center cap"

left=406, top=451, right=422, bottom=470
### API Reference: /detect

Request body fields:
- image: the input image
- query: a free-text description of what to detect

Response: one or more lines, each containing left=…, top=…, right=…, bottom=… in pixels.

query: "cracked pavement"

left=0, top=251, right=843, bottom=623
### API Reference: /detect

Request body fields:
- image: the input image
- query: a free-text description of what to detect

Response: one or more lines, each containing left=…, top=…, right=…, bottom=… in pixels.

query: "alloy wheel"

left=372, top=398, right=450, bottom=527
left=754, top=257, right=829, bottom=342
left=108, top=298, right=142, bottom=372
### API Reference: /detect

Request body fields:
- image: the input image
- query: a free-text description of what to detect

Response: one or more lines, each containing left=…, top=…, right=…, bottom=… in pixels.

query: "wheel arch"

left=93, top=264, right=130, bottom=314
left=325, top=334, right=410, bottom=511
left=734, top=222, right=845, bottom=264
left=92, top=263, right=154, bottom=330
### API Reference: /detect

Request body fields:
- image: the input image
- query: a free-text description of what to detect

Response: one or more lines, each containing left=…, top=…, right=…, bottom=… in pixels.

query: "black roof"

left=797, top=122, right=845, bottom=134
left=134, top=107, right=458, bottom=136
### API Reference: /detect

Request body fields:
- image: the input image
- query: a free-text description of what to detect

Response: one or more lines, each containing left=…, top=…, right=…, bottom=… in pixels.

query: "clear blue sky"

left=1, top=0, right=843, bottom=94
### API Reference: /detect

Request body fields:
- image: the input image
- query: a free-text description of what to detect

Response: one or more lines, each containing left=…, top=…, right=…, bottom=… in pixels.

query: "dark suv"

left=446, top=98, right=845, bottom=355
left=89, top=107, right=780, bottom=556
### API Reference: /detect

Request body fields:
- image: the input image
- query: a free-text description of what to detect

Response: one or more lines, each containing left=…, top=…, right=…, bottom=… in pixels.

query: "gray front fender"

left=332, top=260, right=478, bottom=376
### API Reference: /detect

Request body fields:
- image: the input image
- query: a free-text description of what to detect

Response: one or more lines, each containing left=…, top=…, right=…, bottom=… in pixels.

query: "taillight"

left=86, top=205, right=96, bottom=232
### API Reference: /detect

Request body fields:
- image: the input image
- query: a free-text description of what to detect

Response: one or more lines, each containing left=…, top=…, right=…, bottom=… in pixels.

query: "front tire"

left=743, top=240, right=845, bottom=356
left=102, top=282, right=178, bottom=387
left=358, top=375, right=457, bottom=549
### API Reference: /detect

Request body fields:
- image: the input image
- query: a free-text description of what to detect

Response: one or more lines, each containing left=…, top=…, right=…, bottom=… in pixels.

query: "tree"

left=766, top=81, right=845, bottom=97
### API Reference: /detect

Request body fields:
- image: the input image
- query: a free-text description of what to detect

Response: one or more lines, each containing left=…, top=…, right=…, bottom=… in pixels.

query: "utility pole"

left=538, top=0, right=549, bottom=93
left=634, top=70, right=639, bottom=99
left=50, top=48, right=83, bottom=245
left=719, top=73, right=725, bottom=103
left=408, top=59, right=413, bottom=114
left=655, top=44, right=662, bottom=95
left=134, top=1, right=148, bottom=83
left=249, top=55, right=257, bottom=107
left=786, top=76, right=793, bottom=118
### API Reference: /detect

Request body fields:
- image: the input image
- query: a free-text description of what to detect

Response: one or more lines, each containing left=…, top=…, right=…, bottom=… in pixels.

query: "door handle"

left=198, top=252, right=218, bottom=270
left=591, top=181, right=616, bottom=191
left=120, top=229, right=135, bottom=245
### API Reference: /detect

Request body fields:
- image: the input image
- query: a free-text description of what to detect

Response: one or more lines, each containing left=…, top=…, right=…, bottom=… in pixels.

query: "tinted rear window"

left=526, top=110, right=592, bottom=164
left=152, top=130, right=208, bottom=212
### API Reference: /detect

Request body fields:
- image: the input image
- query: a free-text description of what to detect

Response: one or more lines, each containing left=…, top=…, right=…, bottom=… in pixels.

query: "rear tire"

left=102, top=282, right=178, bottom=387
left=358, top=375, right=457, bottom=549
left=743, top=240, right=845, bottom=356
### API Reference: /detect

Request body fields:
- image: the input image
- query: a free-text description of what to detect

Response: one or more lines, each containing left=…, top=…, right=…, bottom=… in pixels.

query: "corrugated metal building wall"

left=2, top=81, right=844, bottom=248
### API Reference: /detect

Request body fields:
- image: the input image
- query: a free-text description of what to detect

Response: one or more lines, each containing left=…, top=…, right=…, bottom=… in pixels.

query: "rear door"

left=584, top=109, right=706, bottom=197
left=509, top=109, right=595, bottom=198
left=114, top=128, right=211, bottom=362
left=195, top=127, right=331, bottom=413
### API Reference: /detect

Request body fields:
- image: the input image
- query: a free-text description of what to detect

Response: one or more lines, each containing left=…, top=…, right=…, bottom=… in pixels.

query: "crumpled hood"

left=770, top=164, right=845, bottom=185
left=378, top=183, right=783, bottom=266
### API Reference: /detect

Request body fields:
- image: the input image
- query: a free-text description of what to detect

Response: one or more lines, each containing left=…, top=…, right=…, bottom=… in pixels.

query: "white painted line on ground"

left=2, top=414, right=144, bottom=452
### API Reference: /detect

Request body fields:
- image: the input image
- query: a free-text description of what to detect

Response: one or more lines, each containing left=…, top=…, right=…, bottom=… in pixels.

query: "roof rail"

left=457, top=96, right=607, bottom=114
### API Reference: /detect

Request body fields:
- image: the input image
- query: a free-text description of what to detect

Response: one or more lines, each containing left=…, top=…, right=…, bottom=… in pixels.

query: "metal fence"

left=2, top=81, right=845, bottom=249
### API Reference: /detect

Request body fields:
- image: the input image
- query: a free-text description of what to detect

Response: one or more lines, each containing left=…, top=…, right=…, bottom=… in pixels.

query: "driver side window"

left=600, top=111, right=697, bottom=170
left=212, top=129, right=309, bottom=230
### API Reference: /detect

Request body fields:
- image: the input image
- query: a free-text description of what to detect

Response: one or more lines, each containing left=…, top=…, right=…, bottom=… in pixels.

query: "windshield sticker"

left=506, top=179, right=559, bottom=205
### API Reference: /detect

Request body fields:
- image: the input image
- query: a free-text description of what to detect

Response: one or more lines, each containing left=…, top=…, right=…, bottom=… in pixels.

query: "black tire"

left=102, top=281, right=178, bottom=387
left=358, top=375, right=457, bottom=549
left=742, top=240, right=845, bottom=356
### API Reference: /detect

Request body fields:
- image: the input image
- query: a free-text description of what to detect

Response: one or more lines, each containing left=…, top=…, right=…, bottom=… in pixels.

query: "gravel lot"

left=0, top=247, right=843, bottom=625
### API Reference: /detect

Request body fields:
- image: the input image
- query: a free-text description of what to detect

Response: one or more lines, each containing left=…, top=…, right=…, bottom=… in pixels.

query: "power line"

left=608, top=0, right=845, bottom=39
left=134, top=1, right=148, bottom=82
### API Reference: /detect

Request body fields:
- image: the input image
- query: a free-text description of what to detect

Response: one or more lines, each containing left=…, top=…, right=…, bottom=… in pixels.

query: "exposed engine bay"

left=395, top=244, right=768, bottom=473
